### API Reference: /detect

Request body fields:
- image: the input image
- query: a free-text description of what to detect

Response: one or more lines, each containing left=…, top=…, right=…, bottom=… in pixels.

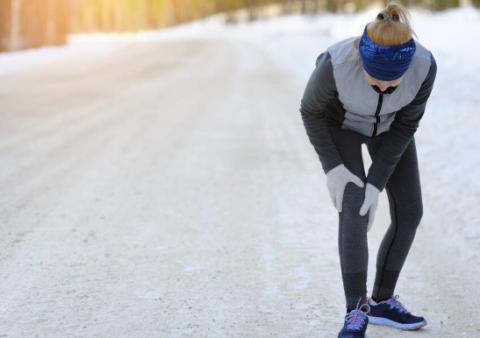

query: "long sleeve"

left=299, top=51, right=343, bottom=174
left=366, top=53, right=438, bottom=192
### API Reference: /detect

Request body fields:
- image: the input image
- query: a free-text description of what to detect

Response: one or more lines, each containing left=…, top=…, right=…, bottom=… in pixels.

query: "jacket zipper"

left=372, top=93, right=384, bottom=137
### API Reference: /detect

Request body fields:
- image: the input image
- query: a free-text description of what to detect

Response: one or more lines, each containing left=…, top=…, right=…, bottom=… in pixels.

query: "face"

left=363, top=69, right=403, bottom=93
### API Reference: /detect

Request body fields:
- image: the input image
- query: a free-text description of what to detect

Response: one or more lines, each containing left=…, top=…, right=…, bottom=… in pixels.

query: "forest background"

left=1, top=0, right=477, bottom=52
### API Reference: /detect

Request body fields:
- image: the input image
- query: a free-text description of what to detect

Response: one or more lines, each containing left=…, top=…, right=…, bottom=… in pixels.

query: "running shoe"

left=337, top=298, right=371, bottom=338
left=367, top=294, right=427, bottom=330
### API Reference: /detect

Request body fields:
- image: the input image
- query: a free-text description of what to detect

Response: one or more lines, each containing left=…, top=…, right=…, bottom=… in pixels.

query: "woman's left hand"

left=359, top=182, right=381, bottom=232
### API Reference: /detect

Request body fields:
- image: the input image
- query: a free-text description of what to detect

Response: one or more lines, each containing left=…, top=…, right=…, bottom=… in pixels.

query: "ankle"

left=370, top=296, right=388, bottom=304
left=346, top=294, right=369, bottom=313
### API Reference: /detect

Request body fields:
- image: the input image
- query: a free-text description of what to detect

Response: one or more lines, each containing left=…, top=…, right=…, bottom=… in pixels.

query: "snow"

left=0, top=43, right=120, bottom=76
left=1, top=4, right=479, bottom=337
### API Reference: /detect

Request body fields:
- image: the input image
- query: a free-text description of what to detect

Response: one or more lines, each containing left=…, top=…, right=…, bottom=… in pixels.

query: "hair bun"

left=376, top=11, right=400, bottom=22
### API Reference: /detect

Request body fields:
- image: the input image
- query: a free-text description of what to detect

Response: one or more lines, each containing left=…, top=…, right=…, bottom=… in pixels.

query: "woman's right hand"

left=326, top=164, right=365, bottom=212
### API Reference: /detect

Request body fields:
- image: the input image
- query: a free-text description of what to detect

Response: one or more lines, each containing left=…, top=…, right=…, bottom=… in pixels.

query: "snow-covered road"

left=0, top=11, right=479, bottom=337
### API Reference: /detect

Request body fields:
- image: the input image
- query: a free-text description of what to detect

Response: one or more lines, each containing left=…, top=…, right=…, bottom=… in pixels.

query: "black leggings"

left=328, top=125, right=423, bottom=310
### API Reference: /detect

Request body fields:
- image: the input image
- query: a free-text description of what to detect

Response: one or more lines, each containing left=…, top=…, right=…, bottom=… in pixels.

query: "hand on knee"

left=359, top=182, right=381, bottom=231
left=326, top=164, right=365, bottom=212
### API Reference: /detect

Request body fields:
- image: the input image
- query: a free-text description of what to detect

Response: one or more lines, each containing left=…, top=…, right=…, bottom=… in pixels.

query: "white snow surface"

left=1, top=4, right=479, bottom=337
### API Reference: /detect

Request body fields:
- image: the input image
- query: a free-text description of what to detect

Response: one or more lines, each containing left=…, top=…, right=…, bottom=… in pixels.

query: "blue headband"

left=358, top=24, right=416, bottom=81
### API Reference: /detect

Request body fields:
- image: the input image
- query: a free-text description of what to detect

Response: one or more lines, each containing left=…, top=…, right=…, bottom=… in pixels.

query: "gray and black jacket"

left=299, top=36, right=437, bottom=192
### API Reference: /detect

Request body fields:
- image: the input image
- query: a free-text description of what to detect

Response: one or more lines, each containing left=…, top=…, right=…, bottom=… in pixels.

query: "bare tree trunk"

left=45, top=0, right=55, bottom=45
left=9, top=0, right=22, bottom=50
left=300, top=0, right=308, bottom=13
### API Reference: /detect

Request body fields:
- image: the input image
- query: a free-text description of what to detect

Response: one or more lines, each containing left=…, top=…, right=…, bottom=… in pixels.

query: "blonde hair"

left=353, top=1, right=418, bottom=69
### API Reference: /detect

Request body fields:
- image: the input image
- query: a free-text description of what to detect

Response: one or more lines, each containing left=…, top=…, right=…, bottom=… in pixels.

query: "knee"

left=388, top=187, right=423, bottom=230
left=341, top=182, right=366, bottom=214
left=340, top=183, right=369, bottom=230
left=407, top=200, right=423, bottom=230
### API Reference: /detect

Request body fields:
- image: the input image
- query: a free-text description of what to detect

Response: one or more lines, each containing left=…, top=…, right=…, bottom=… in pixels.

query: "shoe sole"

left=338, top=331, right=370, bottom=338
left=367, top=316, right=427, bottom=330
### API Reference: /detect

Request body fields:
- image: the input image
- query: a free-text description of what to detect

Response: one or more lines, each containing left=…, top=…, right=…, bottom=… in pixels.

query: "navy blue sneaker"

left=367, top=294, right=427, bottom=330
left=337, top=298, right=371, bottom=338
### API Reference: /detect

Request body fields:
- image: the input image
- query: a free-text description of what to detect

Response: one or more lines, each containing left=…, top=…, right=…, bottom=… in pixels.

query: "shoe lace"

left=346, top=298, right=371, bottom=330
left=385, top=294, right=409, bottom=314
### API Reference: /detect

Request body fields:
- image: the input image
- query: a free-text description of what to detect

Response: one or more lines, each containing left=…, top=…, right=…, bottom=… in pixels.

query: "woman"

left=299, top=2, right=437, bottom=337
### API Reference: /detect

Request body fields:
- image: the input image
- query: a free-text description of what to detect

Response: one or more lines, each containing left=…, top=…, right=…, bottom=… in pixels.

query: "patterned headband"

left=358, top=24, right=416, bottom=81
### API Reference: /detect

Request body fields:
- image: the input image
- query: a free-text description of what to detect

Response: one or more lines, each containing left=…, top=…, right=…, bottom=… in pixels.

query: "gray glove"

left=326, top=164, right=364, bottom=212
left=359, top=182, right=381, bottom=232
